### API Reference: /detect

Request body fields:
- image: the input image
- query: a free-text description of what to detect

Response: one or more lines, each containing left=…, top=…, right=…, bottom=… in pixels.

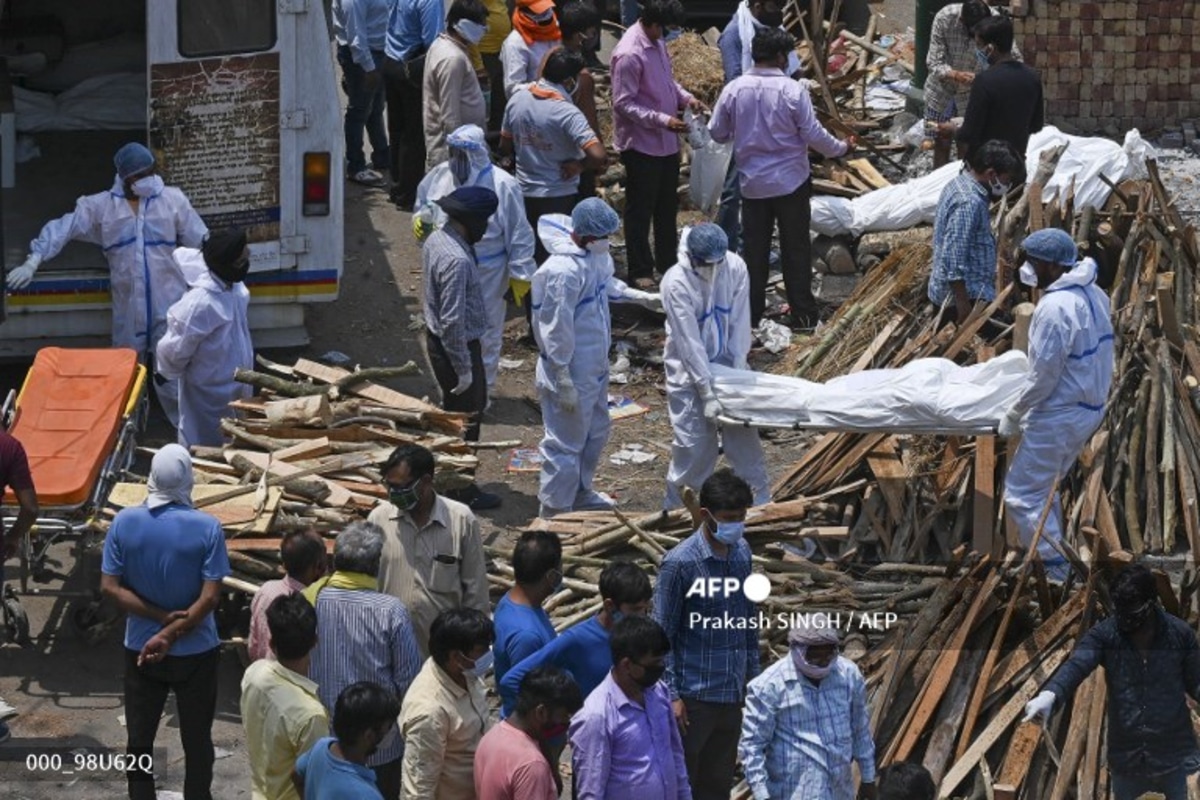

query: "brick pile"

left=1013, top=0, right=1200, bottom=133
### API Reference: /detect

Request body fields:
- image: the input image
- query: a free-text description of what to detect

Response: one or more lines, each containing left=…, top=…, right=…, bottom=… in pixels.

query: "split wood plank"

left=1048, top=669, right=1099, bottom=800
left=225, top=537, right=335, bottom=553
left=108, top=483, right=281, bottom=533
left=273, top=436, right=333, bottom=462
left=1156, top=272, right=1184, bottom=348
left=865, top=437, right=906, bottom=526
left=230, top=450, right=355, bottom=508
left=994, top=720, right=1042, bottom=793
left=936, top=643, right=1072, bottom=798
left=984, top=589, right=1086, bottom=704
left=846, top=158, right=890, bottom=190
left=1077, top=667, right=1108, bottom=800
left=972, top=345, right=998, bottom=557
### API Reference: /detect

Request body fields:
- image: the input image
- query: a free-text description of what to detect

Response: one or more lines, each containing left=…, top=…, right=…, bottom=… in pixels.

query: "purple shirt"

left=568, top=673, right=691, bottom=800
left=610, top=22, right=694, bottom=157
left=708, top=66, right=848, bottom=199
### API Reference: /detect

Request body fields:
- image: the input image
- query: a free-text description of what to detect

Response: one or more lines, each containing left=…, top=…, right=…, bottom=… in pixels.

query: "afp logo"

left=684, top=574, right=772, bottom=603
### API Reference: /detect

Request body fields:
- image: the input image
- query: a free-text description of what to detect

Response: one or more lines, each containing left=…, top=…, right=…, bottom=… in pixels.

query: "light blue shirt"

left=100, top=503, right=230, bottom=655
left=333, top=0, right=395, bottom=71
left=738, top=655, right=877, bottom=800
left=501, top=81, right=600, bottom=198
left=384, top=0, right=444, bottom=63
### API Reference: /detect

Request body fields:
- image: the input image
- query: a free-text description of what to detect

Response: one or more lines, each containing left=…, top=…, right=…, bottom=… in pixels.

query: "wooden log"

left=1145, top=344, right=1164, bottom=552
left=273, top=436, right=333, bottom=463
left=233, top=368, right=329, bottom=397
left=1077, top=666, right=1108, bottom=800
left=263, top=394, right=334, bottom=427
left=1160, top=340, right=1178, bottom=552
left=1048, top=669, right=1099, bottom=800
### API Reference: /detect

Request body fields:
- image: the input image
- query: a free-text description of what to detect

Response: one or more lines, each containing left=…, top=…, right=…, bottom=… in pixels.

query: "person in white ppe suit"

left=414, top=124, right=536, bottom=391
left=533, top=198, right=661, bottom=517
left=661, top=223, right=770, bottom=510
left=999, top=228, right=1114, bottom=579
left=8, top=142, right=208, bottom=428
left=657, top=221, right=768, bottom=510
left=156, top=228, right=255, bottom=449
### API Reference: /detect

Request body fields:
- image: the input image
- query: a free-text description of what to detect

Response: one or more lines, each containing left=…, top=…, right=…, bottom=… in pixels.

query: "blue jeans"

left=1110, top=768, right=1188, bottom=800
left=621, top=0, right=640, bottom=26
left=716, top=155, right=741, bottom=254
left=337, top=45, right=389, bottom=174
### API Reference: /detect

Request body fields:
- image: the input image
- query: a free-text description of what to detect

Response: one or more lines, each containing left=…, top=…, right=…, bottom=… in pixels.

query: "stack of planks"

left=105, top=356, right=496, bottom=585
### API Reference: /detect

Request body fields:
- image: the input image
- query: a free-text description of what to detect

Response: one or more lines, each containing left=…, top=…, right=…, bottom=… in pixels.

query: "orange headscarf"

left=512, top=1, right=561, bottom=45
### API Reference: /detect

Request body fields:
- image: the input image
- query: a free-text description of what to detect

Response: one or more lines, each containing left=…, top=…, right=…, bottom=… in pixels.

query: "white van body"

left=0, top=0, right=343, bottom=355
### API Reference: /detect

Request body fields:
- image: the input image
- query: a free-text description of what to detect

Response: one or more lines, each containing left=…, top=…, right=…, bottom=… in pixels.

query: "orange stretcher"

left=1, top=347, right=147, bottom=646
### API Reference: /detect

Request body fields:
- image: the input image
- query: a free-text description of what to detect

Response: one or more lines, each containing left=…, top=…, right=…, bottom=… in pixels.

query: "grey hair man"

left=306, top=522, right=422, bottom=800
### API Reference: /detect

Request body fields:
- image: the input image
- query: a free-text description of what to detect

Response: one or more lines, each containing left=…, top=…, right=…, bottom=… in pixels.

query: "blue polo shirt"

left=100, top=503, right=230, bottom=655
left=498, top=615, right=613, bottom=717
left=493, top=592, right=557, bottom=686
left=296, top=737, right=383, bottom=800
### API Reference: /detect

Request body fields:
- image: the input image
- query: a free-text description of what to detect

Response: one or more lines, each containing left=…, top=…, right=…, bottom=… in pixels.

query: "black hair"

left=878, top=762, right=937, bottom=800
left=559, top=1, right=602, bottom=40
left=202, top=227, right=248, bottom=271
left=429, top=607, right=495, bottom=667
left=641, top=0, right=685, bottom=28
left=959, top=0, right=992, bottom=32
left=542, top=48, right=587, bottom=85
left=383, top=444, right=435, bottom=481
left=974, top=14, right=1014, bottom=53
left=266, top=593, right=318, bottom=661
left=513, top=666, right=584, bottom=717
left=609, top=615, right=670, bottom=664
left=751, top=27, right=795, bottom=64
left=280, top=529, right=326, bottom=578
left=448, top=0, right=489, bottom=26
left=699, top=468, right=754, bottom=513
left=332, top=682, right=400, bottom=744
left=512, top=531, right=563, bottom=584
left=1110, top=564, right=1157, bottom=610
left=598, top=561, right=652, bottom=605
left=966, top=139, right=1026, bottom=184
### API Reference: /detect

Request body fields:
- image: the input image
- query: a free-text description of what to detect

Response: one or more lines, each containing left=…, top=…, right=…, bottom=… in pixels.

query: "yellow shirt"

left=479, top=0, right=513, bottom=56
left=399, top=657, right=491, bottom=800
left=368, top=495, right=491, bottom=657
left=240, top=659, right=329, bottom=800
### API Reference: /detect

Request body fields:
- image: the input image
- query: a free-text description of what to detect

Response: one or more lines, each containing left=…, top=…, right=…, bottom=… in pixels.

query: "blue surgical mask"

left=463, top=648, right=494, bottom=678
left=610, top=610, right=625, bottom=625
left=456, top=19, right=488, bottom=45
left=975, top=47, right=990, bottom=67
left=665, top=26, right=683, bottom=43
left=714, top=521, right=746, bottom=545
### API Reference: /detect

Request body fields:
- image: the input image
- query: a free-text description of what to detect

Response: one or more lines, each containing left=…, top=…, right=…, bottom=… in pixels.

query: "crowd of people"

left=0, top=2, right=1191, bottom=800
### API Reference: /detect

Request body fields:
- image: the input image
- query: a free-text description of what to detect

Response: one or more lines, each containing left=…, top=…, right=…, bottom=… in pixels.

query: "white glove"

left=997, top=408, right=1023, bottom=437
left=557, top=372, right=578, bottom=414
left=1022, top=690, right=1055, bottom=723
left=450, top=373, right=473, bottom=396
left=700, top=385, right=723, bottom=422
left=8, top=254, right=41, bottom=290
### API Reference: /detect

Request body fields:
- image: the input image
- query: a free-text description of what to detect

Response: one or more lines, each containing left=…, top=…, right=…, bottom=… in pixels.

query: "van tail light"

left=303, top=152, right=331, bottom=216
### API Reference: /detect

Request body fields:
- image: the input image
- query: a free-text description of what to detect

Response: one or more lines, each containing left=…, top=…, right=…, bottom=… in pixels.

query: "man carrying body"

left=9, top=142, right=207, bottom=427
left=661, top=224, right=769, bottom=510
left=999, top=228, right=1114, bottom=579
left=927, top=139, right=1025, bottom=324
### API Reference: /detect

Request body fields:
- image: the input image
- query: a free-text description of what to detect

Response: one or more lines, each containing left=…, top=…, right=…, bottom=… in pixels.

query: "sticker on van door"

left=149, top=52, right=282, bottom=269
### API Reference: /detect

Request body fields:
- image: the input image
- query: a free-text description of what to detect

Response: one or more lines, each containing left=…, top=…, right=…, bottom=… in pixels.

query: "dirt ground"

left=0, top=3, right=921, bottom=797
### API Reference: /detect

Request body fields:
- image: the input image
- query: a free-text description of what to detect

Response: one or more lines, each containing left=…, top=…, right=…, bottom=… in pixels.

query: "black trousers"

left=524, top=194, right=580, bottom=265
left=620, top=149, right=681, bottom=281
left=381, top=56, right=426, bottom=207
left=481, top=52, right=506, bottom=135
left=681, top=698, right=743, bottom=800
left=124, top=647, right=219, bottom=800
left=425, top=331, right=487, bottom=442
left=742, top=179, right=817, bottom=327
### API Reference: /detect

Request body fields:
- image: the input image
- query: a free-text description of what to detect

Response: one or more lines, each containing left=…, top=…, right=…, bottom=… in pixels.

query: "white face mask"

left=1018, top=261, right=1038, bottom=287
left=585, top=239, right=610, bottom=255
left=456, top=19, right=488, bottom=45
left=988, top=175, right=1011, bottom=198
left=132, top=175, right=164, bottom=198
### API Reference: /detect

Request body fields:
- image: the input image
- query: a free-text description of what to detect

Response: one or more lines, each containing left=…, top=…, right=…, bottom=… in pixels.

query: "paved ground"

left=0, top=3, right=956, bottom=797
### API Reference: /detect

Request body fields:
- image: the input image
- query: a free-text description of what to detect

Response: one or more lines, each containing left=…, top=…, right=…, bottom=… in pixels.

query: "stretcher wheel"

left=2, top=591, right=30, bottom=647
left=71, top=599, right=118, bottom=645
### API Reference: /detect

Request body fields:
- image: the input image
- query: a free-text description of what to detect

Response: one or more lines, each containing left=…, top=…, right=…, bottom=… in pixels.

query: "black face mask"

left=463, top=217, right=489, bottom=244
left=211, top=255, right=251, bottom=285
left=632, top=661, right=666, bottom=688
left=759, top=9, right=784, bottom=27
left=1116, top=601, right=1154, bottom=634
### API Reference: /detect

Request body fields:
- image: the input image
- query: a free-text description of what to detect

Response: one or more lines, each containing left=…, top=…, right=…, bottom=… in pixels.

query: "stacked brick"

left=1012, top=0, right=1200, bottom=133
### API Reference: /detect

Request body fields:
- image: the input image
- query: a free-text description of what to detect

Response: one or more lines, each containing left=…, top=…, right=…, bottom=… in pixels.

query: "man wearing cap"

left=414, top=124, right=536, bottom=394
left=156, top=228, right=255, bottom=449
left=100, top=445, right=231, bottom=800
left=661, top=223, right=769, bottom=511
left=738, top=613, right=877, bottom=800
left=422, top=185, right=499, bottom=435
left=7, top=142, right=208, bottom=427
left=999, top=227, right=1114, bottom=579
left=532, top=197, right=661, bottom=517
left=500, top=0, right=562, bottom=99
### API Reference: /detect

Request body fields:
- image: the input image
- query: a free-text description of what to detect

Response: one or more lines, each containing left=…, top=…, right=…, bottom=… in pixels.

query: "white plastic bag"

left=689, top=138, right=733, bottom=215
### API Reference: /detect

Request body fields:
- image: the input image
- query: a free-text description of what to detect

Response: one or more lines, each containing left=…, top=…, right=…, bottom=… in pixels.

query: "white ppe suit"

left=661, top=240, right=770, bottom=509
left=155, top=248, right=254, bottom=450
left=1003, top=258, right=1114, bottom=565
left=532, top=215, right=661, bottom=513
left=415, top=131, right=536, bottom=389
left=27, top=176, right=208, bottom=426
